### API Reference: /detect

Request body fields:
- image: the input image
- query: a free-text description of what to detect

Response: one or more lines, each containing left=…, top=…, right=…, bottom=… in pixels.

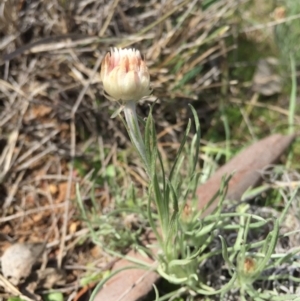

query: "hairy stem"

left=123, top=101, right=151, bottom=176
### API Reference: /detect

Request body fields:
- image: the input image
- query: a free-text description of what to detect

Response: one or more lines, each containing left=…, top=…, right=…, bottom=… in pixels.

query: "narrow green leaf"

left=189, top=105, right=201, bottom=174
left=169, top=119, right=191, bottom=182
left=219, top=235, right=235, bottom=272
left=289, top=55, right=297, bottom=135
left=110, top=105, right=124, bottom=119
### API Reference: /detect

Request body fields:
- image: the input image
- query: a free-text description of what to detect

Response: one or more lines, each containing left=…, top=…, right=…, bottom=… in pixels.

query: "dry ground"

left=0, top=0, right=299, bottom=300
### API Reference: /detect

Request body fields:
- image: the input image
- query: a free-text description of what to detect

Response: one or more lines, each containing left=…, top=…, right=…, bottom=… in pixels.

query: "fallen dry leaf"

left=252, top=58, right=282, bottom=96
left=36, top=267, right=66, bottom=289
left=198, top=133, right=295, bottom=216
left=69, top=221, right=78, bottom=234
left=1, top=242, right=45, bottom=286
left=57, top=182, right=76, bottom=203
left=94, top=232, right=159, bottom=301
left=31, top=104, right=52, bottom=118
left=49, top=184, right=58, bottom=195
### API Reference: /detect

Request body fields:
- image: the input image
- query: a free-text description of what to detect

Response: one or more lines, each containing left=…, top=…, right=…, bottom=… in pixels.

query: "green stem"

left=123, top=101, right=151, bottom=176
left=123, top=102, right=169, bottom=258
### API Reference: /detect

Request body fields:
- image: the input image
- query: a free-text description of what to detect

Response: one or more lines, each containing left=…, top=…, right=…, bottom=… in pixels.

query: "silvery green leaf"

left=110, top=105, right=124, bottom=119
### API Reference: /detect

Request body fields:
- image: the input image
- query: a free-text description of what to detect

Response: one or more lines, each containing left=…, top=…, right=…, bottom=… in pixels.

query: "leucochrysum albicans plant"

left=100, top=47, right=204, bottom=277
left=82, top=47, right=300, bottom=300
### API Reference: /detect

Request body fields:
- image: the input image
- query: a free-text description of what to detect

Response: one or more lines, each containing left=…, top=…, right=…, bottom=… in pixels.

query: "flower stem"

left=123, top=101, right=151, bottom=176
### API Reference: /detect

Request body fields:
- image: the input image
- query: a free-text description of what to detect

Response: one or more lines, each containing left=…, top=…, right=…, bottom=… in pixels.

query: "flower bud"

left=100, top=48, right=151, bottom=102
